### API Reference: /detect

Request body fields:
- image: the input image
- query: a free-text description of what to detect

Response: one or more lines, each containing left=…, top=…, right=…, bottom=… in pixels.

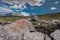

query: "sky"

left=0, top=0, right=60, bottom=15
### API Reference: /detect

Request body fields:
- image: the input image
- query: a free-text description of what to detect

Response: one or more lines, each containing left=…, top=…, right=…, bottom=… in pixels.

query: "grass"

left=39, top=13, right=60, bottom=20
left=0, top=16, right=29, bottom=21
left=0, top=12, right=60, bottom=21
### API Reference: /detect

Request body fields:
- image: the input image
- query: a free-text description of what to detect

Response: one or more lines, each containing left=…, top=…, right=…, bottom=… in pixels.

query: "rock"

left=0, top=19, right=36, bottom=40
left=0, top=19, right=52, bottom=40
left=24, top=32, right=51, bottom=40
left=50, top=29, right=60, bottom=40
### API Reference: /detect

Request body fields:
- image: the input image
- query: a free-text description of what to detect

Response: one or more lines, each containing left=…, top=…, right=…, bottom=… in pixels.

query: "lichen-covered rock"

left=50, top=29, right=60, bottom=40
left=0, top=19, right=36, bottom=40
left=24, top=32, right=51, bottom=40
left=0, top=19, right=51, bottom=40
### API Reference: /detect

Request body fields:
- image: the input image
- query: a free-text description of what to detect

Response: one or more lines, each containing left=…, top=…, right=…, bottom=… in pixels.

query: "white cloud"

left=50, top=7, right=56, bottom=10
left=0, top=7, right=13, bottom=13
left=9, top=4, right=21, bottom=9
left=21, top=12, right=30, bottom=16
left=3, top=0, right=45, bottom=6
left=28, top=0, right=45, bottom=6
left=54, top=1, right=59, bottom=4
left=12, top=12, right=30, bottom=16
left=4, top=1, right=13, bottom=5
left=9, top=3, right=26, bottom=10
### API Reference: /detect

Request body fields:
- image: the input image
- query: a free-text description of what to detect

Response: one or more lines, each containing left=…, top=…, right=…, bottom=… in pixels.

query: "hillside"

left=38, top=12, right=60, bottom=20
left=0, top=12, right=60, bottom=21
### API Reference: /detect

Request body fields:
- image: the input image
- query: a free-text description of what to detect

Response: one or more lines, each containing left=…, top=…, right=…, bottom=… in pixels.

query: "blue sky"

left=0, top=0, right=60, bottom=15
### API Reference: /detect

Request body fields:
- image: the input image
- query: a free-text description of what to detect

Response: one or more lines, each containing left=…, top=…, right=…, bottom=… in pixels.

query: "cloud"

left=3, top=0, right=45, bottom=6
left=9, top=4, right=22, bottom=9
left=9, top=4, right=26, bottom=10
left=21, top=12, right=30, bottom=16
left=28, top=0, right=45, bottom=6
left=54, top=1, right=59, bottom=4
left=50, top=7, right=56, bottom=10
left=0, top=7, right=13, bottom=13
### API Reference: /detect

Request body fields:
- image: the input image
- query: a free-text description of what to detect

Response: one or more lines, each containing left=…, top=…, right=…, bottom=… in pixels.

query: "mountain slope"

left=38, top=12, right=60, bottom=20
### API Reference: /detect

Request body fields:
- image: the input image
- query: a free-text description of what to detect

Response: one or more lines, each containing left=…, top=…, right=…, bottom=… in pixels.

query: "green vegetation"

left=39, top=13, right=60, bottom=20
left=0, top=16, right=29, bottom=21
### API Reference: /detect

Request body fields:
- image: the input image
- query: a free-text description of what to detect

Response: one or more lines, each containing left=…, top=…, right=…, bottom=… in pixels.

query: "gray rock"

left=50, top=29, right=60, bottom=40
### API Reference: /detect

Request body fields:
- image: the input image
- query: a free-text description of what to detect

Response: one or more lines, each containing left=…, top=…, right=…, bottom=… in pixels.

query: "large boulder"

left=0, top=19, right=36, bottom=40
left=0, top=19, right=51, bottom=40
left=24, top=32, right=51, bottom=40
left=50, top=29, right=60, bottom=40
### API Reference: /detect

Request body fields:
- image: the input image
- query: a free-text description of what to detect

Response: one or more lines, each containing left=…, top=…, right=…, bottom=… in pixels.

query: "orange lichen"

left=15, top=19, right=28, bottom=28
left=7, top=28, right=17, bottom=35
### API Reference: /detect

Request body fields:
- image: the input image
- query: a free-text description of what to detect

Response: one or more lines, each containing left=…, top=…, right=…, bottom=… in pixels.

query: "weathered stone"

left=0, top=19, right=51, bottom=40
left=50, top=29, right=60, bottom=40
